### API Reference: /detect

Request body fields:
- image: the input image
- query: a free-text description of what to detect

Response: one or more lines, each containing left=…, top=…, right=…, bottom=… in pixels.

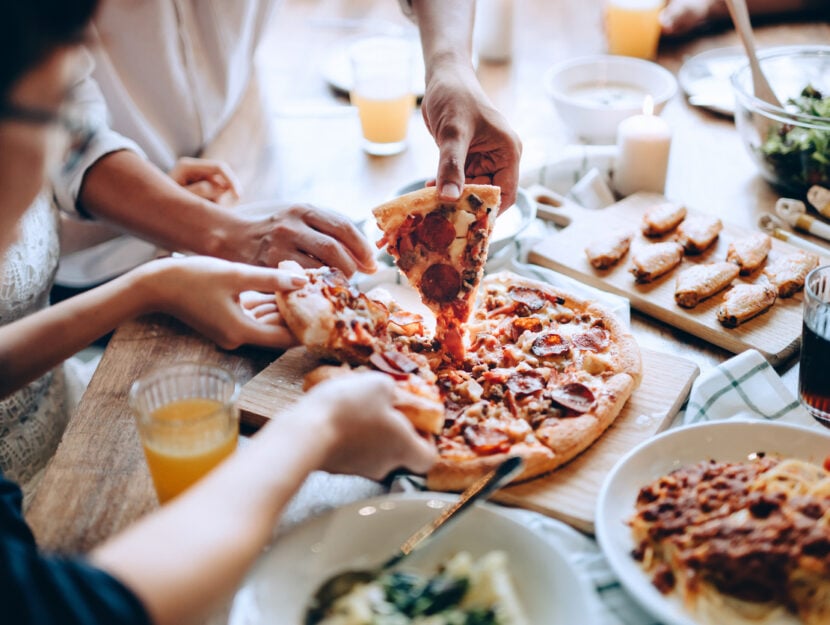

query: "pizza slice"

left=274, top=260, right=394, bottom=364
left=373, top=185, right=500, bottom=363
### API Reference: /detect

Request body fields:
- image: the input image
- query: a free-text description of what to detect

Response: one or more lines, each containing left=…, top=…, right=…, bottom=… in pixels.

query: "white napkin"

left=677, top=348, right=812, bottom=428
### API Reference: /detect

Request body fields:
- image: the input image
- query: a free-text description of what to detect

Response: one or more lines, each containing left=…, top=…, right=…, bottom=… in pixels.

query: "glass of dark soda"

left=799, top=265, right=830, bottom=428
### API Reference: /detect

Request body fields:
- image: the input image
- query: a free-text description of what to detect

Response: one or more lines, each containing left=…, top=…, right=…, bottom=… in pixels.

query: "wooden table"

left=28, top=0, right=830, bottom=554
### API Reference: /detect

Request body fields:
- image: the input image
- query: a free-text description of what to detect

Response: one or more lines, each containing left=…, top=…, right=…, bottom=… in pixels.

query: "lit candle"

left=613, top=96, right=672, bottom=197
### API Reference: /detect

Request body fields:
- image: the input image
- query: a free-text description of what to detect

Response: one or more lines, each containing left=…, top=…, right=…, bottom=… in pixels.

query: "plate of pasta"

left=596, top=420, right=830, bottom=625
left=229, top=492, right=594, bottom=624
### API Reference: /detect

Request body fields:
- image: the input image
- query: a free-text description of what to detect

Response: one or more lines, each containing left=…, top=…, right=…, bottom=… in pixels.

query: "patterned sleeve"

left=50, top=48, right=147, bottom=220
left=0, top=475, right=152, bottom=625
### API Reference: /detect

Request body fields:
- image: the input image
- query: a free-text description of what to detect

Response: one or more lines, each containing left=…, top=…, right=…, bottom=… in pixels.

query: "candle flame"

left=642, top=95, right=654, bottom=116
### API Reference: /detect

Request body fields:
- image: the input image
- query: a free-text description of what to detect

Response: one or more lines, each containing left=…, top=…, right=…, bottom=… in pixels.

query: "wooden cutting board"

left=527, top=189, right=829, bottom=366
left=239, top=346, right=699, bottom=534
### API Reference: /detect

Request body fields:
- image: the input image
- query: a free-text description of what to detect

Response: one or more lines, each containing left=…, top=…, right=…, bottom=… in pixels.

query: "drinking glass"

left=129, top=363, right=240, bottom=503
left=350, top=37, right=416, bottom=156
left=799, top=265, right=830, bottom=428
left=605, top=0, right=664, bottom=60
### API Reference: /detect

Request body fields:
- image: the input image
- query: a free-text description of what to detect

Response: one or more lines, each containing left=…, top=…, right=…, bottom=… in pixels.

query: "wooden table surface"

left=27, top=0, right=830, bottom=553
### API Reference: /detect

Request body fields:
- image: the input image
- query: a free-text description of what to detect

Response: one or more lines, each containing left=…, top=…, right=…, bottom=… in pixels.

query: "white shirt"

left=53, top=0, right=280, bottom=286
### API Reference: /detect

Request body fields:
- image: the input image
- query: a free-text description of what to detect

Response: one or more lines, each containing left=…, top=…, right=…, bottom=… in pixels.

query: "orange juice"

left=606, top=0, right=664, bottom=59
left=352, top=92, right=415, bottom=145
left=142, top=398, right=238, bottom=503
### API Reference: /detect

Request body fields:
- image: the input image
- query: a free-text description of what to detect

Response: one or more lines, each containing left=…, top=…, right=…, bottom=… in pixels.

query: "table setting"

left=25, top=1, right=830, bottom=624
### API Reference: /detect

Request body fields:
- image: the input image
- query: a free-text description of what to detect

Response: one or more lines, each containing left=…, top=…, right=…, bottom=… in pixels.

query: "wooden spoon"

left=723, top=0, right=782, bottom=108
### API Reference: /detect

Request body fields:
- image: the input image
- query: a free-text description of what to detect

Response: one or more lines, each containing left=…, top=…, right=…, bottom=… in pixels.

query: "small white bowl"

left=545, top=55, right=678, bottom=144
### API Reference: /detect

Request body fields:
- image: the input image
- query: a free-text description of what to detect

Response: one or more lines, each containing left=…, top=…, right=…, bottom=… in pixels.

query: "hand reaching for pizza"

left=299, top=373, right=438, bottom=480
left=138, top=256, right=306, bottom=350
left=420, top=59, right=522, bottom=212
left=214, top=202, right=376, bottom=277
left=169, top=156, right=242, bottom=206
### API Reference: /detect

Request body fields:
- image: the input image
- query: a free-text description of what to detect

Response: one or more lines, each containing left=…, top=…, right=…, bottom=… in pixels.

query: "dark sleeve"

left=0, top=474, right=152, bottom=625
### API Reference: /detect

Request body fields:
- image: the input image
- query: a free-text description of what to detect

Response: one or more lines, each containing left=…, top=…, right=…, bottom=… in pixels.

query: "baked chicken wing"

left=763, top=250, right=820, bottom=297
left=676, top=215, right=723, bottom=254
left=726, top=233, right=772, bottom=275
left=630, top=241, right=684, bottom=283
left=717, top=283, right=777, bottom=328
left=641, top=201, right=687, bottom=237
left=675, top=261, right=740, bottom=308
left=585, top=231, right=634, bottom=269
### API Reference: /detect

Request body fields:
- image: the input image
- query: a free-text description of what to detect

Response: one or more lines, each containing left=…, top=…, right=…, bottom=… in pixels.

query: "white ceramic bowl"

left=545, top=55, right=678, bottom=144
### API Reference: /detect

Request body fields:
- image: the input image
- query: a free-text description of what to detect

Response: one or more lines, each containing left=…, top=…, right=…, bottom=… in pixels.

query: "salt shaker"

left=475, top=0, right=514, bottom=63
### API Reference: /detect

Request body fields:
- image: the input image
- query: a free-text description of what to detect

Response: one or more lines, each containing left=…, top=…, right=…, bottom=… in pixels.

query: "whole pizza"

left=277, top=185, right=642, bottom=490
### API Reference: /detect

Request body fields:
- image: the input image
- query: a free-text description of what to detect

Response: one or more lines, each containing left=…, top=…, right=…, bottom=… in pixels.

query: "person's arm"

left=0, top=257, right=305, bottom=398
left=77, top=150, right=376, bottom=275
left=410, top=0, right=522, bottom=211
left=661, top=0, right=827, bottom=36
left=90, top=374, right=437, bottom=625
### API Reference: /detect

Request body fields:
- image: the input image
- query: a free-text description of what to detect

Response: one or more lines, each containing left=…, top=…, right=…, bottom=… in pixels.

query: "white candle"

left=613, top=97, right=672, bottom=197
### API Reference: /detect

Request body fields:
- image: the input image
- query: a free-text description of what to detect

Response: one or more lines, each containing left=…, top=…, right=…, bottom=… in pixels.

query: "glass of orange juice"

left=350, top=36, right=416, bottom=156
left=129, top=363, right=239, bottom=504
left=605, top=0, right=665, bottom=60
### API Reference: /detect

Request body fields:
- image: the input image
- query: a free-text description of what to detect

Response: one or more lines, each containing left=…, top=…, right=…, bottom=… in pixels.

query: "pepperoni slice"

left=509, top=287, right=545, bottom=311
left=421, top=264, right=461, bottom=302
left=550, top=383, right=595, bottom=413
left=531, top=333, right=570, bottom=357
left=506, top=371, right=545, bottom=397
left=417, top=213, right=456, bottom=252
left=368, top=352, right=409, bottom=380
left=463, top=425, right=511, bottom=455
left=572, top=326, right=609, bottom=352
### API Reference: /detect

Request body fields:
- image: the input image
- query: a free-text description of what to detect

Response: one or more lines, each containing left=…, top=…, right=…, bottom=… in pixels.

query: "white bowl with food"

left=229, top=492, right=594, bottom=624
left=596, top=419, right=830, bottom=625
left=545, top=55, right=677, bottom=144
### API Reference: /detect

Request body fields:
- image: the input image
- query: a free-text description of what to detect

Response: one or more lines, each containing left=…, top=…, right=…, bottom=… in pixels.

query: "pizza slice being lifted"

left=373, top=185, right=500, bottom=363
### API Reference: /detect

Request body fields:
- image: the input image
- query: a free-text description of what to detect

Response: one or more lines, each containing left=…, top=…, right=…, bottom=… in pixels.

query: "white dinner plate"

left=229, top=492, right=594, bottom=624
left=321, top=36, right=426, bottom=97
left=596, top=419, right=830, bottom=625
left=678, top=46, right=746, bottom=117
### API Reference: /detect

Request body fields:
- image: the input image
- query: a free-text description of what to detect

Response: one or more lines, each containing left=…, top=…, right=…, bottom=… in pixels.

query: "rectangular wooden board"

left=239, top=346, right=699, bottom=534
left=527, top=191, right=830, bottom=366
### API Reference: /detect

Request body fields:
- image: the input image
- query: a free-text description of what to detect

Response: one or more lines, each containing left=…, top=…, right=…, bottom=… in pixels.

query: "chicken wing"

left=641, top=201, right=687, bottom=237
left=763, top=250, right=820, bottom=297
left=726, top=233, right=772, bottom=275
left=717, top=283, right=777, bottom=328
left=630, top=241, right=684, bottom=283
left=585, top=231, right=634, bottom=269
left=675, top=262, right=740, bottom=308
left=676, top=215, right=723, bottom=254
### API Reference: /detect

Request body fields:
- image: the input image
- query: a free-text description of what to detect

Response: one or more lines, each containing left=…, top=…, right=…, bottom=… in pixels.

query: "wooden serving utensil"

left=723, top=0, right=783, bottom=108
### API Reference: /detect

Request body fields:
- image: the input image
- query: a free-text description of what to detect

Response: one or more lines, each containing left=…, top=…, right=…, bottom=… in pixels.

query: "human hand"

left=142, top=256, right=306, bottom=350
left=221, top=202, right=377, bottom=277
left=169, top=157, right=242, bottom=206
left=660, top=0, right=723, bottom=36
left=297, top=373, right=437, bottom=480
left=420, top=60, right=522, bottom=212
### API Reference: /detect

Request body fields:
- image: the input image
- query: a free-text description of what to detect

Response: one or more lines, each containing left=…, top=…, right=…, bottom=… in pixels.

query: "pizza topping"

left=572, top=327, right=609, bottom=352
left=508, top=287, right=545, bottom=313
left=421, top=264, right=462, bottom=302
left=388, top=311, right=424, bottom=337
left=505, top=371, right=546, bottom=398
left=463, top=425, right=511, bottom=455
left=417, top=213, right=456, bottom=251
left=549, top=383, right=595, bottom=413
left=531, top=333, right=571, bottom=357
left=511, top=317, right=543, bottom=341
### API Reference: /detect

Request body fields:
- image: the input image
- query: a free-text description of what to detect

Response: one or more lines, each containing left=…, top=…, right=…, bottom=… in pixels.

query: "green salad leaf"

left=759, top=85, right=830, bottom=191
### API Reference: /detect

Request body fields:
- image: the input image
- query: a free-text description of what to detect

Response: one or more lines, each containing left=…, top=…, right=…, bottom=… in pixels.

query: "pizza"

left=630, top=456, right=830, bottom=625
left=373, top=185, right=499, bottom=363
left=274, top=186, right=642, bottom=490
left=425, top=272, right=642, bottom=490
